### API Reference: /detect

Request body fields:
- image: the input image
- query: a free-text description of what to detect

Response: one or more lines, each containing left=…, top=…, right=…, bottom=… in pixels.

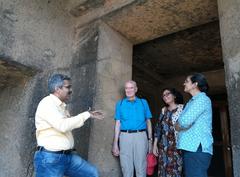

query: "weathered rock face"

left=0, top=57, right=35, bottom=89
left=218, top=0, right=240, bottom=176
left=0, top=1, right=98, bottom=176
left=0, top=54, right=38, bottom=176
left=70, top=23, right=99, bottom=159
left=0, top=58, right=37, bottom=177
left=69, top=0, right=105, bottom=17
left=73, top=0, right=218, bottom=44
left=103, top=0, right=218, bottom=44
left=0, top=0, right=239, bottom=176
left=87, top=22, right=132, bottom=177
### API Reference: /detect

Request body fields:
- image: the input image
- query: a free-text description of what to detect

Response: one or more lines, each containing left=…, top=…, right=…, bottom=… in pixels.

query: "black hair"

left=189, top=73, right=209, bottom=93
left=162, top=88, right=184, bottom=105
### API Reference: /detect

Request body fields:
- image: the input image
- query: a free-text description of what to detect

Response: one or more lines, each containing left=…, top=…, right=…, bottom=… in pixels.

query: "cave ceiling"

left=71, top=0, right=222, bottom=87
left=0, top=0, right=222, bottom=88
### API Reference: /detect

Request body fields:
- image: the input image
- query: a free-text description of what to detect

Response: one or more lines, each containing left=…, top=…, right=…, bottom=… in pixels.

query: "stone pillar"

left=88, top=22, right=133, bottom=177
left=218, top=0, right=240, bottom=176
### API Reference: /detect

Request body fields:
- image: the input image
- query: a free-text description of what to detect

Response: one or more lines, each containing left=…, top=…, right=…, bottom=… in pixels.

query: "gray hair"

left=125, top=80, right=137, bottom=88
left=48, top=74, right=71, bottom=93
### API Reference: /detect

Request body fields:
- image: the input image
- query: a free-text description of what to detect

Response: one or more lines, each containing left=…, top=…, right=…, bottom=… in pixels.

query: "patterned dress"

left=154, top=104, right=183, bottom=177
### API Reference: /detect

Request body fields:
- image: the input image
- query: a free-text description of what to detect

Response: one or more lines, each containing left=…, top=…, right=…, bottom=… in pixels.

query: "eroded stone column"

left=88, top=22, right=133, bottom=177
left=218, top=0, right=240, bottom=176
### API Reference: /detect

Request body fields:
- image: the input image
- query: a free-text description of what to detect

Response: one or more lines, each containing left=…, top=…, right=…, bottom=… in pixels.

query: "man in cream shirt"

left=34, top=74, right=104, bottom=177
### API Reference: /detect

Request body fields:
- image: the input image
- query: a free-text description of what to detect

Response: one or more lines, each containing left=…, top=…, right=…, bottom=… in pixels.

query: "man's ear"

left=55, top=86, right=61, bottom=93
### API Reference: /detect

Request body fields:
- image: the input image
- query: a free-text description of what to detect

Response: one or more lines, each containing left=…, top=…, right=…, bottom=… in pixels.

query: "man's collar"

left=126, top=96, right=138, bottom=102
left=192, top=92, right=205, bottom=100
left=50, top=94, right=66, bottom=107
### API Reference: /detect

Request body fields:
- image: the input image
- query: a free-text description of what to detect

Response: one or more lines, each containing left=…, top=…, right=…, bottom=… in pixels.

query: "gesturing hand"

left=89, top=110, right=104, bottom=120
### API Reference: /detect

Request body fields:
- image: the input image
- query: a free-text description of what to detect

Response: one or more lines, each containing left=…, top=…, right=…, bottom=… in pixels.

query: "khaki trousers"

left=119, top=131, right=148, bottom=177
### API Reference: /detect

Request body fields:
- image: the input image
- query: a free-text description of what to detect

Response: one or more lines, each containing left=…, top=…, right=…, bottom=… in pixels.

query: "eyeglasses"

left=184, top=79, right=191, bottom=84
left=62, top=85, right=72, bottom=89
left=162, top=92, right=171, bottom=98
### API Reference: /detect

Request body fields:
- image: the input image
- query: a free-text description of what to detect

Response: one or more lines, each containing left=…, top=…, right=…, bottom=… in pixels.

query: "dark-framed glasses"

left=162, top=92, right=171, bottom=98
left=63, top=85, right=72, bottom=89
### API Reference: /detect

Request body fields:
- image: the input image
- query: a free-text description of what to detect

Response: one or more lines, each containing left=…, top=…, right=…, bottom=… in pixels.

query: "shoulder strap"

left=120, top=99, right=124, bottom=106
left=140, top=98, right=146, bottom=113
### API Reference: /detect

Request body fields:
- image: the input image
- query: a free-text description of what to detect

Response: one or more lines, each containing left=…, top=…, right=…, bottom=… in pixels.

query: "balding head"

left=124, top=80, right=138, bottom=100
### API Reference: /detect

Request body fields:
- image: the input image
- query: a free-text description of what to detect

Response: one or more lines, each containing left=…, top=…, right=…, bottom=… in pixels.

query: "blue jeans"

left=34, top=151, right=99, bottom=177
left=183, top=145, right=212, bottom=177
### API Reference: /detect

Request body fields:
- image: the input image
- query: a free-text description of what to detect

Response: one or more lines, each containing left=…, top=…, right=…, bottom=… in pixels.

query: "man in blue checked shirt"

left=112, top=80, right=153, bottom=177
left=175, top=73, right=213, bottom=177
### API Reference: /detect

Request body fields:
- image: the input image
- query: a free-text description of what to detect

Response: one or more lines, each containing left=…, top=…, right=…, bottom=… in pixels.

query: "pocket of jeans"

left=42, top=152, right=62, bottom=164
